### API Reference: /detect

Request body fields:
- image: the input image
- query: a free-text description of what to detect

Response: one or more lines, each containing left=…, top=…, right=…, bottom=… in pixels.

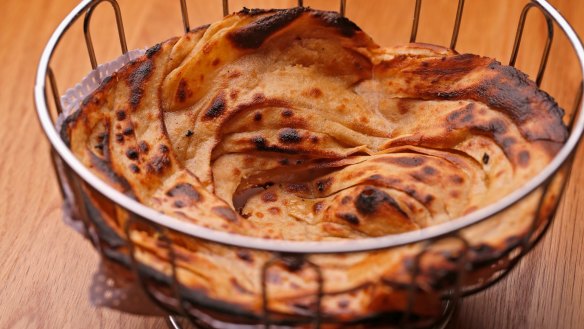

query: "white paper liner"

left=55, top=49, right=145, bottom=131
left=56, top=48, right=169, bottom=316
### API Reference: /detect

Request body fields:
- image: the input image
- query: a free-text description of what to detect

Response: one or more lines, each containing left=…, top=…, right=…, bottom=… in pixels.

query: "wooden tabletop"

left=1, top=0, right=583, bottom=328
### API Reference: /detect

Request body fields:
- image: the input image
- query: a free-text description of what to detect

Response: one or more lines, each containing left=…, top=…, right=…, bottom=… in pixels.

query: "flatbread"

left=62, top=7, right=567, bottom=323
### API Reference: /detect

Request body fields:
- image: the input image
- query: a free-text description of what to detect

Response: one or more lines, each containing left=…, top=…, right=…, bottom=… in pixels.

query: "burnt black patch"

left=190, top=23, right=211, bottom=33
left=474, top=119, right=508, bottom=135
left=145, top=43, right=162, bottom=58
left=129, top=164, right=140, bottom=173
left=166, top=183, right=201, bottom=204
left=517, top=150, right=530, bottom=167
left=125, top=147, right=139, bottom=160
left=236, top=249, right=254, bottom=263
left=355, top=187, right=408, bottom=218
left=127, top=60, right=153, bottom=108
left=115, top=133, right=124, bottom=143
left=391, top=156, right=425, bottom=167
left=212, top=206, right=238, bottom=222
left=313, top=201, right=324, bottom=213
left=203, top=94, right=226, bottom=120
left=461, top=113, right=474, bottom=123
left=88, top=152, right=134, bottom=194
left=239, top=7, right=279, bottom=16
left=92, top=127, right=109, bottom=156
left=423, top=166, right=437, bottom=175
left=229, top=89, right=239, bottom=100
left=336, top=212, right=359, bottom=225
left=285, top=183, right=309, bottom=193
left=229, top=7, right=306, bottom=49
left=116, top=110, right=127, bottom=121
left=449, top=175, right=464, bottom=184
left=316, top=177, right=333, bottom=192
left=279, top=128, right=302, bottom=144
left=482, top=153, right=490, bottom=165
left=311, top=9, right=361, bottom=37
left=146, top=154, right=171, bottom=174
left=185, top=130, right=193, bottom=137
left=261, top=191, right=277, bottom=202
left=447, top=103, right=476, bottom=124
left=306, top=87, right=323, bottom=98
left=101, top=75, right=113, bottom=85
left=414, top=55, right=476, bottom=82
left=338, top=300, right=350, bottom=309
left=368, top=174, right=383, bottom=181
left=501, top=137, right=516, bottom=149
left=281, top=256, right=305, bottom=272
left=252, top=136, right=267, bottom=149
left=176, top=79, right=192, bottom=103
left=97, top=132, right=107, bottom=142
left=252, top=136, right=299, bottom=154
left=424, top=194, right=435, bottom=205
left=81, top=96, right=92, bottom=106
left=122, top=127, right=134, bottom=136
left=138, top=141, right=149, bottom=153
left=253, top=112, right=262, bottom=121
left=406, top=54, right=567, bottom=143
left=282, top=109, right=293, bottom=117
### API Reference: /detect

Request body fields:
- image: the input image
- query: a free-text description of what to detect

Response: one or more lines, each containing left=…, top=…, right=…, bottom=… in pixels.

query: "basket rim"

left=34, top=0, right=584, bottom=254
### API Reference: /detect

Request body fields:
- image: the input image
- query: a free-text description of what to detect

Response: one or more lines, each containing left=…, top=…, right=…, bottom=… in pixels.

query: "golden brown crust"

left=63, top=7, right=567, bottom=323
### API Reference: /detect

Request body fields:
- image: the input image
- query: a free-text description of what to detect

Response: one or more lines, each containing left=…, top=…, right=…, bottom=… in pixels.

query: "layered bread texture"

left=62, top=7, right=567, bottom=321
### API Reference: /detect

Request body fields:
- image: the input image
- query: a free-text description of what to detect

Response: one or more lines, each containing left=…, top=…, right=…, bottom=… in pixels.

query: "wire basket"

left=34, top=0, right=584, bottom=328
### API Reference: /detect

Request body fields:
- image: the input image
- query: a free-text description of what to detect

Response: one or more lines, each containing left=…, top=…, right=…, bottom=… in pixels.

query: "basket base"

left=165, top=299, right=456, bottom=329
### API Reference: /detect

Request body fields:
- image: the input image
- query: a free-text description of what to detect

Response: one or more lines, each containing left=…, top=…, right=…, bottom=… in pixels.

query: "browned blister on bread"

left=63, top=7, right=567, bottom=322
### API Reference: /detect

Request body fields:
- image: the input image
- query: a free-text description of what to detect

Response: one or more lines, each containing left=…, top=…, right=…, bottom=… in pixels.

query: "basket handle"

left=83, top=0, right=128, bottom=71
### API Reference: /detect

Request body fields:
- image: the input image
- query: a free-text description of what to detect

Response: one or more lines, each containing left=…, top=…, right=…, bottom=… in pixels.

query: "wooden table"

left=1, top=0, right=583, bottom=328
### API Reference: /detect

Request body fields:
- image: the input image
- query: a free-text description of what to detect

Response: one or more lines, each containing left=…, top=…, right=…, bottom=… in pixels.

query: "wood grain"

left=0, top=1, right=582, bottom=328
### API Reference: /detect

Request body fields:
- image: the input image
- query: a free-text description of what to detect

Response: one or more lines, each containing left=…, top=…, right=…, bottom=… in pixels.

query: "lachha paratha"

left=62, top=7, right=567, bottom=322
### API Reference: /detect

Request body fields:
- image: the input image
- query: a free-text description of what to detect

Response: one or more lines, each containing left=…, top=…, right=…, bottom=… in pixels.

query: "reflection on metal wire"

left=450, top=0, right=465, bottom=49
left=47, top=67, right=62, bottom=116
left=410, top=0, right=423, bottom=43
left=222, top=0, right=229, bottom=17
left=166, top=315, right=184, bottom=329
left=180, top=0, right=190, bottom=33
left=340, top=0, right=346, bottom=17
left=569, top=83, right=583, bottom=130
left=83, top=0, right=128, bottom=71
left=509, top=2, right=554, bottom=86
left=261, top=255, right=278, bottom=329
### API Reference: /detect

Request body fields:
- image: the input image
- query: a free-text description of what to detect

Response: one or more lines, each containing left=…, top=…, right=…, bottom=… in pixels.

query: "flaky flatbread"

left=62, top=7, right=567, bottom=323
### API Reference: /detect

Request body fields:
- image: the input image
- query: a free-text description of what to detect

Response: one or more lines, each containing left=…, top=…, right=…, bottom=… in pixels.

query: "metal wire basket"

left=34, top=0, right=584, bottom=328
